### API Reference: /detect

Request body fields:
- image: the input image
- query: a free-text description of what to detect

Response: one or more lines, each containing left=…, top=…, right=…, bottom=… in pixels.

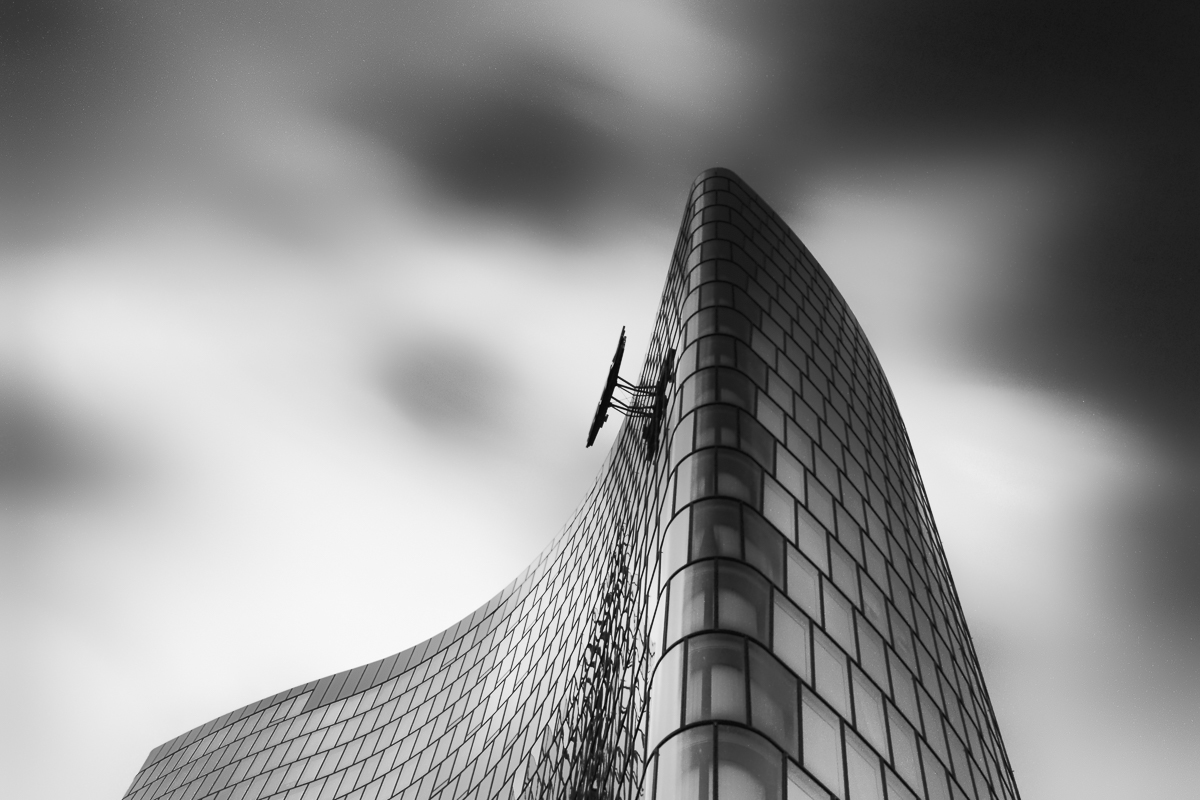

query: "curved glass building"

left=121, top=169, right=1020, bottom=800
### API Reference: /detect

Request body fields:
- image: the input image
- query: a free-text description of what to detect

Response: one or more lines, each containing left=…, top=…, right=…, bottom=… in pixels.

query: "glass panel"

left=662, top=509, right=691, bottom=581
left=656, top=726, right=714, bottom=800
left=672, top=412, right=695, bottom=471
left=884, top=767, right=919, bottom=800
left=668, top=562, right=715, bottom=644
left=698, top=335, right=738, bottom=369
left=860, top=580, right=888, bottom=640
left=740, top=412, right=775, bottom=469
left=922, top=743, right=951, bottom=800
left=772, top=593, right=810, bottom=682
left=851, top=668, right=887, bottom=756
left=796, top=505, right=829, bottom=572
left=829, top=542, right=860, bottom=606
left=686, top=634, right=746, bottom=723
left=845, top=730, right=883, bottom=800
left=648, top=645, right=683, bottom=748
left=696, top=405, right=739, bottom=450
left=786, top=547, right=821, bottom=620
left=749, top=642, right=799, bottom=757
left=692, top=500, right=741, bottom=561
left=716, top=449, right=761, bottom=505
left=717, top=725, right=783, bottom=800
left=887, top=704, right=922, bottom=793
left=763, top=476, right=796, bottom=544
left=889, top=658, right=919, bottom=727
left=718, top=561, right=770, bottom=641
left=813, top=630, right=850, bottom=717
left=801, top=688, right=844, bottom=798
left=821, top=582, right=855, bottom=656
left=744, top=509, right=784, bottom=585
left=787, top=761, right=830, bottom=800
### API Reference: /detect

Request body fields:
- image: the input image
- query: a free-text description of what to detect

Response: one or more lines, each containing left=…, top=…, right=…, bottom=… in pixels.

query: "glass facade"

left=120, top=169, right=1020, bottom=800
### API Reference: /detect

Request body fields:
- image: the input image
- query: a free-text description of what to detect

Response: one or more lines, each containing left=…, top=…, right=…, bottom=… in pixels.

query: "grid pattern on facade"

left=643, top=169, right=1019, bottom=800
left=119, top=168, right=1020, bottom=800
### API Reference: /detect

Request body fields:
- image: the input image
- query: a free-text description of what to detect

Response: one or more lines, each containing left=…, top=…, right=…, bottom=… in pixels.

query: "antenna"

left=586, top=328, right=626, bottom=448
left=586, top=329, right=675, bottom=460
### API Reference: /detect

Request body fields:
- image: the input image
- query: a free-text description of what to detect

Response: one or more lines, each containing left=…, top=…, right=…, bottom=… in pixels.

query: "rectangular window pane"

left=745, top=508, right=785, bottom=586
left=821, top=582, right=855, bottom=656
left=787, top=761, right=830, bottom=800
left=846, top=730, right=883, bottom=800
left=787, top=547, right=821, bottom=620
left=772, top=593, right=810, bottom=682
left=749, top=642, right=799, bottom=757
left=796, top=505, right=828, bottom=572
left=687, top=634, right=746, bottom=723
left=851, top=668, right=886, bottom=756
left=887, top=703, right=921, bottom=793
left=813, top=630, right=850, bottom=717
left=857, top=617, right=888, bottom=690
left=922, top=743, right=951, bottom=800
left=801, top=688, right=844, bottom=798
left=884, top=767, right=918, bottom=800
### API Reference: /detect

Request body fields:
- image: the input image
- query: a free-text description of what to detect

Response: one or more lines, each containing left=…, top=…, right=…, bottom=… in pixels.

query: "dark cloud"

left=0, top=376, right=137, bottom=514
left=381, top=339, right=510, bottom=437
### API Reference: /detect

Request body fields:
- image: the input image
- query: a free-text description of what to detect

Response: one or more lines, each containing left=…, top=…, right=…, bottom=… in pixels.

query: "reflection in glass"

left=648, top=646, right=683, bottom=748
left=745, top=509, right=784, bottom=585
left=716, top=725, right=783, bottom=800
left=796, top=505, right=828, bottom=572
left=718, top=561, right=770, bottom=641
left=686, top=634, right=746, bottom=723
left=698, top=335, right=738, bottom=369
left=749, top=642, right=798, bottom=756
left=801, top=688, right=844, bottom=798
left=662, top=509, right=691, bottom=582
left=716, top=449, right=761, bottom=505
left=668, top=562, right=715, bottom=644
left=656, top=726, right=714, bottom=800
left=696, top=405, right=739, bottom=449
left=692, top=500, right=741, bottom=561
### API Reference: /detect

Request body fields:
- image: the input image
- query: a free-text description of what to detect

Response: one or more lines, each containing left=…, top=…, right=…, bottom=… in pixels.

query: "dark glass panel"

left=696, top=405, right=739, bottom=450
left=740, top=412, right=775, bottom=469
left=668, top=562, right=716, bottom=644
left=698, top=335, right=738, bottom=369
left=716, top=449, right=761, bottom=505
left=692, top=500, right=742, bottom=561
left=718, top=561, right=770, bottom=641
left=686, top=634, right=746, bottom=723
left=744, top=509, right=784, bottom=585
left=749, top=642, right=799, bottom=757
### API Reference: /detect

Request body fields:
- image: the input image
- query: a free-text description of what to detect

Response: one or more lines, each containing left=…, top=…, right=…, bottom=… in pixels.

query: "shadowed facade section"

left=120, top=170, right=1019, bottom=800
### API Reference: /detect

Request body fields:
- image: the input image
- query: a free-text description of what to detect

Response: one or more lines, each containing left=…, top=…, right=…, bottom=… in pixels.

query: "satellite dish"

left=586, top=327, right=626, bottom=447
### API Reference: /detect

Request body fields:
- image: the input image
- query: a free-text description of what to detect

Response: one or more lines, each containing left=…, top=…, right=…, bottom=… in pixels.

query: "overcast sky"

left=2, top=3, right=1197, bottom=799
